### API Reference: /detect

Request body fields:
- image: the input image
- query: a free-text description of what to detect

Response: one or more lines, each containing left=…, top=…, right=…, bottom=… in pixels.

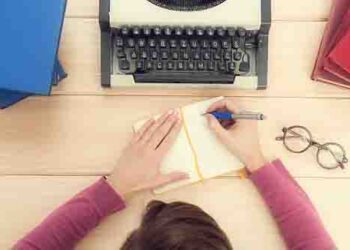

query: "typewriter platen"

left=99, top=0, right=271, bottom=89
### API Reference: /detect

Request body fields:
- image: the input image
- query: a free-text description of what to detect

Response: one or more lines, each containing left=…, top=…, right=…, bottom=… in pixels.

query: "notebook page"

left=183, top=97, right=244, bottom=179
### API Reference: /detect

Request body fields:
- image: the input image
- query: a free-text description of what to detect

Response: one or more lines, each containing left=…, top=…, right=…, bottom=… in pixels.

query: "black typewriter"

left=100, top=0, right=271, bottom=89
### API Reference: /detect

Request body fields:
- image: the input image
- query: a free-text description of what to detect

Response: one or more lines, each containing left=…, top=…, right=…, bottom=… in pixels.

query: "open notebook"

left=134, top=97, right=244, bottom=193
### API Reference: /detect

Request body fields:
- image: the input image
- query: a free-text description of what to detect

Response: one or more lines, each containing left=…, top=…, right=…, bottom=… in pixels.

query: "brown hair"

left=121, top=200, right=232, bottom=250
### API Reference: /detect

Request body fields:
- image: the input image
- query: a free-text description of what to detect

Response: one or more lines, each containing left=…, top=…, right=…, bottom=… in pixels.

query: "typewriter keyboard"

left=112, top=26, right=262, bottom=84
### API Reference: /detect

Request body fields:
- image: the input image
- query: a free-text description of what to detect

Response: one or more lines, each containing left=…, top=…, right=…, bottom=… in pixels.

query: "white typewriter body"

left=110, top=0, right=261, bottom=30
left=110, top=75, right=259, bottom=89
left=100, top=0, right=270, bottom=90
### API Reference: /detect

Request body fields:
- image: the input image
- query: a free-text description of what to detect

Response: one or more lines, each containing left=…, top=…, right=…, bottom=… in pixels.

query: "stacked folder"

left=312, top=0, right=350, bottom=88
left=0, top=0, right=68, bottom=109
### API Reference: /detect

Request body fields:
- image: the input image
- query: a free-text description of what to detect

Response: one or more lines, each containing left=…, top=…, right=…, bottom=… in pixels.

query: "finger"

left=140, top=110, right=174, bottom=144
left=148, top=111, right=179, bottom=149
left=152, top=172, right=189, bottom=189
left=206, top=114, right=230, bottom=142
left=157, top=119, right=182, bottom=154
left=206, top=98, right=240, bottom=114
left=133, top=118, right=155, bottom=142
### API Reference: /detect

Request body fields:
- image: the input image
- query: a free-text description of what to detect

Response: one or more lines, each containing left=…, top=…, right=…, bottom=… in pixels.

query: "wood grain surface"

left=1, top=0, right=349, bottom=249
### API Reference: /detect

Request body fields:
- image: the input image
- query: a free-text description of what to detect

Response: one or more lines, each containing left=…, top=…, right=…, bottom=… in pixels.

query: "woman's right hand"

left=206, top=98, right=267, bottom=172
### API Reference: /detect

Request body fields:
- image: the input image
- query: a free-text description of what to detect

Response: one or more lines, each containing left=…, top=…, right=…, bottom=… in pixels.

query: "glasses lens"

left=284, top=127, right=312, bottom=153
left=317, top=143, right=346, bottom=169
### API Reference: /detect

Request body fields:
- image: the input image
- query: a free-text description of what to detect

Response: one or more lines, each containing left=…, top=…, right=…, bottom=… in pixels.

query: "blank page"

left=183, top=97, right=243, bottom=179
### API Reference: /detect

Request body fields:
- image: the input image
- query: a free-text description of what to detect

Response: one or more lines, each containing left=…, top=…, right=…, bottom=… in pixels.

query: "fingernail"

left=168, top=109, right=174, bottom=115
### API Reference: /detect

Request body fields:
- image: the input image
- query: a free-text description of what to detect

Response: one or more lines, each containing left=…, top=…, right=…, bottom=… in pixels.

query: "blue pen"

left=206, top=111, right=266, bottom=121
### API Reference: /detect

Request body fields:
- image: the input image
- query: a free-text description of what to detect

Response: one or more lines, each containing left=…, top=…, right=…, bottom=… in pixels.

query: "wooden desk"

left=1, top=0, right=349, bottom=249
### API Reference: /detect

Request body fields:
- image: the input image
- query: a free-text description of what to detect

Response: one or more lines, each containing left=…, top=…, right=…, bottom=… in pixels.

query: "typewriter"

left=99, top=0, right=271, bottom=89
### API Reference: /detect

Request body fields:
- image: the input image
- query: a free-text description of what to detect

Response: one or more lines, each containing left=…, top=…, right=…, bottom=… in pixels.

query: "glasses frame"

left=276, top=125, right=348, bottom=170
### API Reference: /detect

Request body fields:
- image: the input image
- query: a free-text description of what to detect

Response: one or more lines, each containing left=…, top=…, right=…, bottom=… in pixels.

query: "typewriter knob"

left=217, top=27, right=226, bottom=37
left=175, top=27, right=183, bottom=36
left=185, top=27, right=194, bottom=36
left=121, top=27, right=129, bottom=36
left=154, top=26, right=162, bottom=36
left=206, top=27, right=215, bottom=36
left=143, top=26, right=152, bottom=36
left=164, top=26, right=172, bottom=36
left=237, top=27, right=246, bottom=37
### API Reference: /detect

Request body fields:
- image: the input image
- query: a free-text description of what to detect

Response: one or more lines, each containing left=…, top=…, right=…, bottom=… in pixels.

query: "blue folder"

left=0, top=60, right=67, bottom=109
left=0, top=0, right=67, bottom=97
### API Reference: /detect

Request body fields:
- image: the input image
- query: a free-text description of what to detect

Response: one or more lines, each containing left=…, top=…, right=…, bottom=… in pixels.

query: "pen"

left=204, top=111, right=266, bottom=121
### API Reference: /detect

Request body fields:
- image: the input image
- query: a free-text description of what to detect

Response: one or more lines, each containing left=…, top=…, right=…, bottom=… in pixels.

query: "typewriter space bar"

left=134, top=72, right=234, bottom=84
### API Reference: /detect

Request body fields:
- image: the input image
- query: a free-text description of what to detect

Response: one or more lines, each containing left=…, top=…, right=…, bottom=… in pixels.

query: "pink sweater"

left=14, top=160, right=335, bottom=250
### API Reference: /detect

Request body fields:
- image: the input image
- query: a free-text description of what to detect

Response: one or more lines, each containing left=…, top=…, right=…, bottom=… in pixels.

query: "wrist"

left=105, top=175, right=130, bottom=198
left=244, top=152, right=267, bottom=172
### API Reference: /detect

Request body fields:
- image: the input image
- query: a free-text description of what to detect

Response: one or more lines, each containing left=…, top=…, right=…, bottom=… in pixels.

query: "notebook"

left=53, top=59, right=68, bottom=86
left=322, top=8, right=350, bottom=83
left=0, top=0, right=67, bottom=95
left=311, top=0, right=350, bottom=88
left=329, top=27, right=350, bottom=74
left=134, top=97, right=244, bottom=193
left=324, top=60, right=350, bottom=83
left=0, top=60, right=67, bottom=109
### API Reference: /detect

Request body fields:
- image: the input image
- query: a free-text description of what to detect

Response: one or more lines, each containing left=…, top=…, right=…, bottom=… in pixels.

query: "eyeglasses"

left=276, top=125, right=348, bottom=170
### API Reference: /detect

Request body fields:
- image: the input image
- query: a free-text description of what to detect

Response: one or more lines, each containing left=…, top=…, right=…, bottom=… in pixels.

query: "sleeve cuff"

left=249, top=159, right=285, bottom=180
left=249, top=159, right=312, bottom=203
left=249, top=161, right=279, bottom=185
left=84, top=178, right=126, bottom=217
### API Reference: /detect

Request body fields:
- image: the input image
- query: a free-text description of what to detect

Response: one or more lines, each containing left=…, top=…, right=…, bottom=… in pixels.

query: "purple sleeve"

left=250, top=159, right=336, bottom=250
left=14, top=178, right=126, bottom=250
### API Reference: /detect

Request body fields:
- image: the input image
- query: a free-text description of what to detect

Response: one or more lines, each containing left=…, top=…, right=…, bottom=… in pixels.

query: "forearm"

left=14, top=178, right=126, bottom=250
left=250, top=160, right=335, bottom=250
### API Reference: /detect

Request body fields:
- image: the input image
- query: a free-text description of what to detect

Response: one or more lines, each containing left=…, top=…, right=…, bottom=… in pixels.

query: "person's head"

left=121, top=200, right=232, bottom=250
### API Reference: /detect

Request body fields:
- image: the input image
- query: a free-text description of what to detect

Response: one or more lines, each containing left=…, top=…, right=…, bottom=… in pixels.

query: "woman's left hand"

left=107, top=110, right=188, bottom=197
